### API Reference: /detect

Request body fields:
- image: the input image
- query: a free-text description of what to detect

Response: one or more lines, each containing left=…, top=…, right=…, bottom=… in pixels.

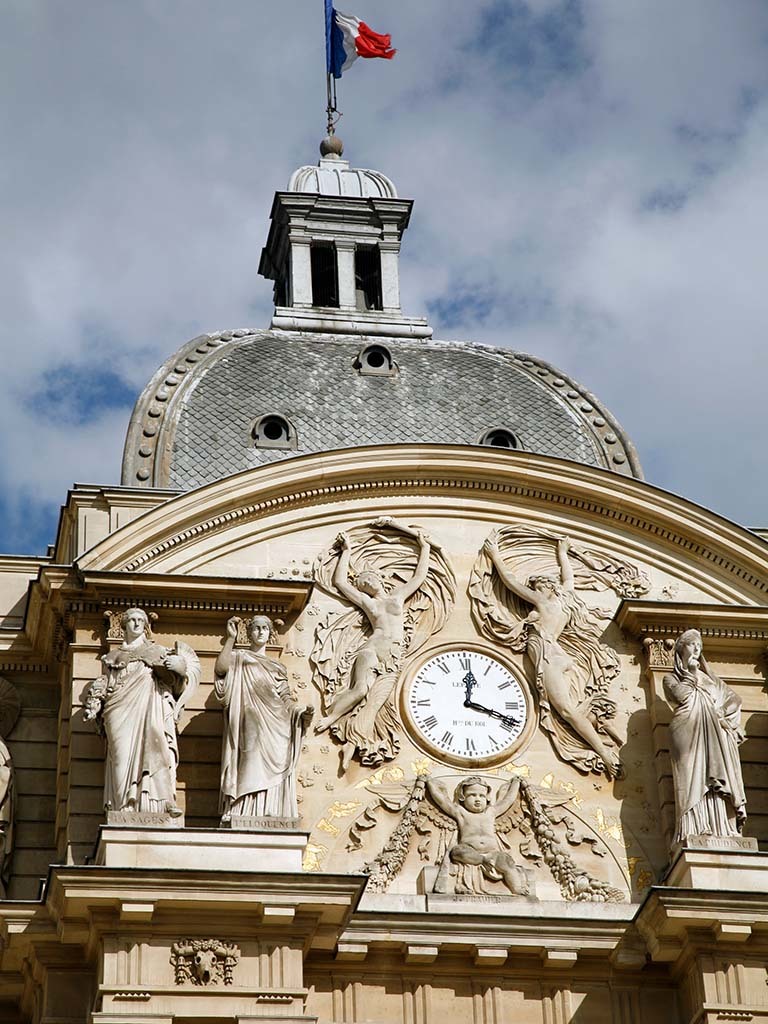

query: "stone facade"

left=1, top=143, right=767, bottom=1023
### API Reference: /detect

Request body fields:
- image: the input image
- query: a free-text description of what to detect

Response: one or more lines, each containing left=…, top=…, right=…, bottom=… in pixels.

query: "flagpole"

left=326, top=73, right=337, bottom=137
left=324, top=0, right=340, bottom=138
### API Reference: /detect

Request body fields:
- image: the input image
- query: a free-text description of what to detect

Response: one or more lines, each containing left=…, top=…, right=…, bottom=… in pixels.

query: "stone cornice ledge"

left=617, top=600, right=768, bottom=651
left=337, top=896, right=635, bottom=966
left=635, top=885, right=768, bottom=965
left=45, top=866, right=367, bottom=951
left=75, top=570, right=312, bottom=618
left=76, top=446, right=768, bottom=596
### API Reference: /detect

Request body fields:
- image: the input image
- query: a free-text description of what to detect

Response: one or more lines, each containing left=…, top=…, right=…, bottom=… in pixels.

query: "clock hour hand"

left=463, top=698, right=520, bottom=729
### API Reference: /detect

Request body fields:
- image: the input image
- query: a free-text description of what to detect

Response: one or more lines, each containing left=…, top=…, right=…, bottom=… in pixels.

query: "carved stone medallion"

left=170, top=939, right=240, bottom=986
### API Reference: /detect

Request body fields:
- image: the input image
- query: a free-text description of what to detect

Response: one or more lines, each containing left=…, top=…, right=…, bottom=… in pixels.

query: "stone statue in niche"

left=312, top=517, right=456, bottom=769
left=0, top=679, right=20, bottom=898
left=663, top=629, right=747, bottom=846
left=470, top=525, right=650, bottom=778
left=426, top=776, right=531, bottom=896
left=215, top=615, right=313, bottom=824
left=84, top=608, right=200, bottom=821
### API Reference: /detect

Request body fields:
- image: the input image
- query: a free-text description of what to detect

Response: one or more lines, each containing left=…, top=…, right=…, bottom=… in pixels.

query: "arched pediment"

left=77, top=444, right=768, bottom=605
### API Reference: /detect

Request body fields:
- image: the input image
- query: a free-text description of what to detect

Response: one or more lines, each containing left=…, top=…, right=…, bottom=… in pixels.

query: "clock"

left=400, top=647, right=533, bottom=767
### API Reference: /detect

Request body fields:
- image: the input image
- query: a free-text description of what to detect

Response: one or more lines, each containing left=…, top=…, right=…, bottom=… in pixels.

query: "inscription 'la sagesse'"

left=405, top=650, right=529, bottom=763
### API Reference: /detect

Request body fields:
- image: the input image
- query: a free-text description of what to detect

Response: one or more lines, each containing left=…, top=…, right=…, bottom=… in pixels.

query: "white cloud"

left=1, top=0, right=767, bottom=552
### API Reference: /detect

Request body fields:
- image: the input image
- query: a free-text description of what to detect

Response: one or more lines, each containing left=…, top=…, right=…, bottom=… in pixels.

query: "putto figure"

left=215, top=615, right=313, bottom=822
left=84, top=608, right=200, bottom=818
left=663, top=629, right=747, bottom=845
left=312, top=517, right=456, bottom=769
left=470, top=525, right=649, bottom=778
left=426, top=776, right=530, bottom=896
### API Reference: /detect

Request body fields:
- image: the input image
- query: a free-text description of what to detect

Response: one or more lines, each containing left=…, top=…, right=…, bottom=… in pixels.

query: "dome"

left=121, top=329, right=641, bottom=490
left=287, top=157, right=397, bottom=199
left=286, top=137, right=397, bottom=198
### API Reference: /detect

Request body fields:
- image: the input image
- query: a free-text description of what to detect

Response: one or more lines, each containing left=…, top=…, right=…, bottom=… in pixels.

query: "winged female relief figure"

left=470, top=525, right=649, bottom=778
left=312, top=517, right=456, bottom=769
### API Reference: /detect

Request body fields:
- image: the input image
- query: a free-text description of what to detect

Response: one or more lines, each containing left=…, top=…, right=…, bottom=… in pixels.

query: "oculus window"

left=252, top=414, right=296, bottom=450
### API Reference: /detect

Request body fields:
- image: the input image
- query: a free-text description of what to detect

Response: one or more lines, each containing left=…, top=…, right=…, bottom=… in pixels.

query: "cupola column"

left=289, top=236, right=313, bottom=307
left=379, top=240, right=401, bottom=313
left=335, top=239, right=357, bottom=310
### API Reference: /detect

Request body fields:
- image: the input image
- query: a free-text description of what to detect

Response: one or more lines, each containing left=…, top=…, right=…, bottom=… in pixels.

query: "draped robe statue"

left=0, top=678, right=19, bottom=897
left=84, top=608, right=200, bottom=817
left=215, top=616, right=313, bottom=822
left=663, top=629, right=747, bottom=844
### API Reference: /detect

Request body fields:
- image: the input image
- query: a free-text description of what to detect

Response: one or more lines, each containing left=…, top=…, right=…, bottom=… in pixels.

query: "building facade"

left=0, top=137, right=767, bottom=1024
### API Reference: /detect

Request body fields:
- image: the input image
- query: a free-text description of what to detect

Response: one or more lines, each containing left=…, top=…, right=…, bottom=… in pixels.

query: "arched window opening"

left=252, top=414, right=296, bottom=450
left=480, top=428, right=520, bottom=450
left=355, top=344, right=396, bottom=377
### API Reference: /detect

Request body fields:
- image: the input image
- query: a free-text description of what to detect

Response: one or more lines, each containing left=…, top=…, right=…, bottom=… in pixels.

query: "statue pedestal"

left=95, top=827, right=308, bottom=872
left=221, top=815, right=301, bottom=831
left=106, top=809, right=184, bottom=828
left=417, top=865, right=538, bottom=900
left=666, top=840, right=767, bottom=890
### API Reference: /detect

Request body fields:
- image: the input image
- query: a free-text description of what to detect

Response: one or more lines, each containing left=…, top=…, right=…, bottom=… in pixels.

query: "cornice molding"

left=617, top=600, right=768, bottom=652
left=78, top=447, right=768, bottom=601
left=76, top=571, right=312, bottom=620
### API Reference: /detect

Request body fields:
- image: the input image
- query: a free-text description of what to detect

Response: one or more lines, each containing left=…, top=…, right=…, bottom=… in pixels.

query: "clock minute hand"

left=462, top=670, right=478, bottom=704
left=463, top=699, right=520, bottom=729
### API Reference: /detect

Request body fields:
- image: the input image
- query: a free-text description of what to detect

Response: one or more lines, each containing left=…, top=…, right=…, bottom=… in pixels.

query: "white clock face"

left=401, top=648, right=531, bottom=766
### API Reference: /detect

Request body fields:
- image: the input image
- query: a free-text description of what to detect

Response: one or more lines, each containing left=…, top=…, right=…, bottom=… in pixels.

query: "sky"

left=2, top=0, right=768, bottom=555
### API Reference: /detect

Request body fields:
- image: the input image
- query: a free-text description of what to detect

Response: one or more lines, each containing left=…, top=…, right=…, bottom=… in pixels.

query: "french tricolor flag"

left=325, top=1, right=396, bottom=79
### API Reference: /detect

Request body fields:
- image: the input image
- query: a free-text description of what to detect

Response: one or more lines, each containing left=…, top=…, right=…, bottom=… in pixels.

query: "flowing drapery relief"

left=469, top=524, right=650, bottom=778
left=312, top=517, right=456, bottom=768
left=663, top=629, right=747, bottom=846
left=215, top=615, right=313, bottom=822
left=84, top=608, right=201, bottom=819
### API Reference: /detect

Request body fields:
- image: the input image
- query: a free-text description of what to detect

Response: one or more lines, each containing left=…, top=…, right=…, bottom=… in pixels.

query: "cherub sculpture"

left=426, top=776, right=531, bottom=896
left=312, top=518, right=456, bottom=769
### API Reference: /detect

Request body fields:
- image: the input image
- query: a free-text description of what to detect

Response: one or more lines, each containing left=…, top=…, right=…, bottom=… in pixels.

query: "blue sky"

left=2, top=0, right=768, bottom=554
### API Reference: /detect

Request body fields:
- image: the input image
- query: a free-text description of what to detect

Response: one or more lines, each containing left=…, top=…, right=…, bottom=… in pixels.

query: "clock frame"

left=399, top=643, right=536, bottom=768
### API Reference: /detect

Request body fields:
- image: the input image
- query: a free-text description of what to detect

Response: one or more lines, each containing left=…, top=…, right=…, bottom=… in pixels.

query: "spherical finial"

left=320, top=134, right=344, bottom=159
